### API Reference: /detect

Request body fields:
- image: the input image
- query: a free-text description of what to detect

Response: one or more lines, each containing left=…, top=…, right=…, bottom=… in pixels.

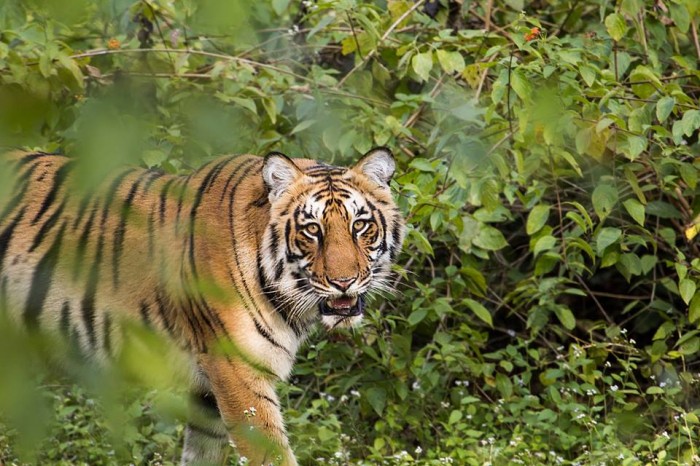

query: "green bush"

left=1, top=0, right=700, bottom=464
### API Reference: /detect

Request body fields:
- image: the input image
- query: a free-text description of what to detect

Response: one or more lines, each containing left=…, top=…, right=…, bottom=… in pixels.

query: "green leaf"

left=669, top=3, right=690, bottom=32
left=680, top=163, right=698, bottom=189
left=690, top=294, right=700, bottom=323
left=410, top=158, right=436, bottom=172
left=656, top=97, right=675, bottom=122
left=495, top=373, right=513, bottom=399
left=511, top=70, right=532, bottom=101
left=679, top=278, right=696, bottom=305
left=623, top=198, right=645, bottom=226
left=142, top=150, right=167, bottom=168
left=290, top=119, right=316, bottom=135
left=579, top=64, right=596, bottom=87
left=448, top=409, right=463, bottom=424
left=592, top=184, right=619, bottom=220
left=681, top=110, right=700, bottom=137
left=436, top=50, right=465, bottom=74
left=407, top=308, right=428, bottom=326
left=474, top=225, right=508, bottom=251
left=271, top=0, right=291, bottom=15
left=463, top=298, right=493, bottom=327
left=554, top=306, right=576, bottom=330
left=412, top=51, right=433, bottom=82
left=646, top=386, right=665, bottom=395
left=533, top=235, right=557, bottom=257
left=365, top=387, right=386, bottom=415
left=605, top=13, right=628, bottom=41
left=526, top=205, right=550, bottom=235
left=596, top=227, right=622, bottom=255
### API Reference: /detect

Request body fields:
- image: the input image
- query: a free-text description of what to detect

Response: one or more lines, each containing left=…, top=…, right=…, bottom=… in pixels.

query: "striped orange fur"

left=0, top=148, right=405, bottom=465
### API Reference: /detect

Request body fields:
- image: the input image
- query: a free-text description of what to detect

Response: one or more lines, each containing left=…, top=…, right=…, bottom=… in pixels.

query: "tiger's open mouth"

left=319, top=295, right=364, bottom=317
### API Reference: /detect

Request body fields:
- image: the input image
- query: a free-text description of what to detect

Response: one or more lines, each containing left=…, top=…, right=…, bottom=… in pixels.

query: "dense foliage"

left=1, top=0, right=700, bottom=464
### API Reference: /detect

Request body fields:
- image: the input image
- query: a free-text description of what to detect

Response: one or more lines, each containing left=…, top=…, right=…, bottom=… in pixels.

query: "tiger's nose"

left=328, top=276, right=356, bottom=291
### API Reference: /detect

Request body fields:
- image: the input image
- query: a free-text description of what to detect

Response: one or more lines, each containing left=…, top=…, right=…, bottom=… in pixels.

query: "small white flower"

left=610, top=385, right=619, bottom=391
left=350, top=390, right=361, bottom=398
left=414, top=446, right=423, bottom=455
left=238, top=456, right=248, bottom=465
left=412, top=381, right=421, bottom=391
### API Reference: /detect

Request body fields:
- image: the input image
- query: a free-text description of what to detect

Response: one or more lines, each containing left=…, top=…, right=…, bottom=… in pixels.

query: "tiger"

left=0, top=147, right=406, bottom=465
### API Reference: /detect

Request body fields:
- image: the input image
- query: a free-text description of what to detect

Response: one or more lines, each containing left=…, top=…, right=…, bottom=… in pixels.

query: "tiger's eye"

left=305, top=223, right=320, bottom=235
left=353, top=220, right=366, bottom=233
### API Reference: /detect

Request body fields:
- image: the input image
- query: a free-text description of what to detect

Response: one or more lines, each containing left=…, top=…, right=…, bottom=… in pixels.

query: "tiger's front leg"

left=197, top=353, right=297, bottom=466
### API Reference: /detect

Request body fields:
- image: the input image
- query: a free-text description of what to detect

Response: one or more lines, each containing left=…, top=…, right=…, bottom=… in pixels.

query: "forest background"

left=1, top=0, right=700, bottom=464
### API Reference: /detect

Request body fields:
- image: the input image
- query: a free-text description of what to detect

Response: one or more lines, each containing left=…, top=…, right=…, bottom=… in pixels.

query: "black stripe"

left=175, top=175, right=193, bottom=229
left=191, top=391, right=220, bottom=414
left=73, top=187, right=97, bottom=229
left=13, top=152, right=48, bottom=169
left=186, top=423, right=227, bottom=440
left=143, top=169, right=165, bottom=192
left=29, top=199, right=67, bottom=252
left=112, top=171, right=150, bottom=289
left=103, top=313, right=113, bottom=356
left=154, top=289, right=178, bottom=340
left=73, top=201, right=98, bottom=280
left=0, top=207, right=27, bottom=274
left=218, top=156, right=250, bottom=203
left=101, top=169, right=137, bottom=225
left=81, top=234, right=104, bottom=348
left=268, top=225, right=279, bottom=257
left=147, top=207, right=156, bottom=259
left=159, top=178, right=175, bottom=224
left=139, top=301, right=152, bottom=328
left=0, top=160, right=43, bottom=221
left=24, top=222, right=67, bottom=329
left=188, top=159, right=235, bottom=277
left=390, top=217, right=402, bottom=260
left=253, top=317, right=292, bottom=355
left=32, top=161, right=73, bottom=225
left=0, top=276, right=8, bottom=315
left=60, top=301, right=71, bottom=337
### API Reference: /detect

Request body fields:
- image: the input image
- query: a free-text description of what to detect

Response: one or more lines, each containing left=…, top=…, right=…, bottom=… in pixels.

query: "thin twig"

left=336, top=0, right=426, bottom=88
left=506, top=51, right=514, bottom=136
left=70, top=47, right=312, bottom=83
left=484, top=0, right=493, bottom=31
left=346, top=11, right=364, bottom=61
left=692, top=19, right=700, bottom=61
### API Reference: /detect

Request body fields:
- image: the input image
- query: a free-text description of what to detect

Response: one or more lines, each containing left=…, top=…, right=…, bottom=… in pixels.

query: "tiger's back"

left=0, top=151, right=293, bottom=359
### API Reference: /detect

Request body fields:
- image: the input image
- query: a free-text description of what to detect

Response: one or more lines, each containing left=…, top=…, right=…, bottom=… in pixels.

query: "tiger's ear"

left=263, top=152, right=304, bottom=200
left=352, top=147, right=395, bottom=187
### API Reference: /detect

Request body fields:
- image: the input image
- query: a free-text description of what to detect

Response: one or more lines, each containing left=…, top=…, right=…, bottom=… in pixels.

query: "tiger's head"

left=260, top=148, right=405, bottom=330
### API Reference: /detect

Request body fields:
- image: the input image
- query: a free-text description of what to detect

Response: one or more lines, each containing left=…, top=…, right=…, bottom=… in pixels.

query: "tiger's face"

left=260, top=148, right=405, bottom=330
